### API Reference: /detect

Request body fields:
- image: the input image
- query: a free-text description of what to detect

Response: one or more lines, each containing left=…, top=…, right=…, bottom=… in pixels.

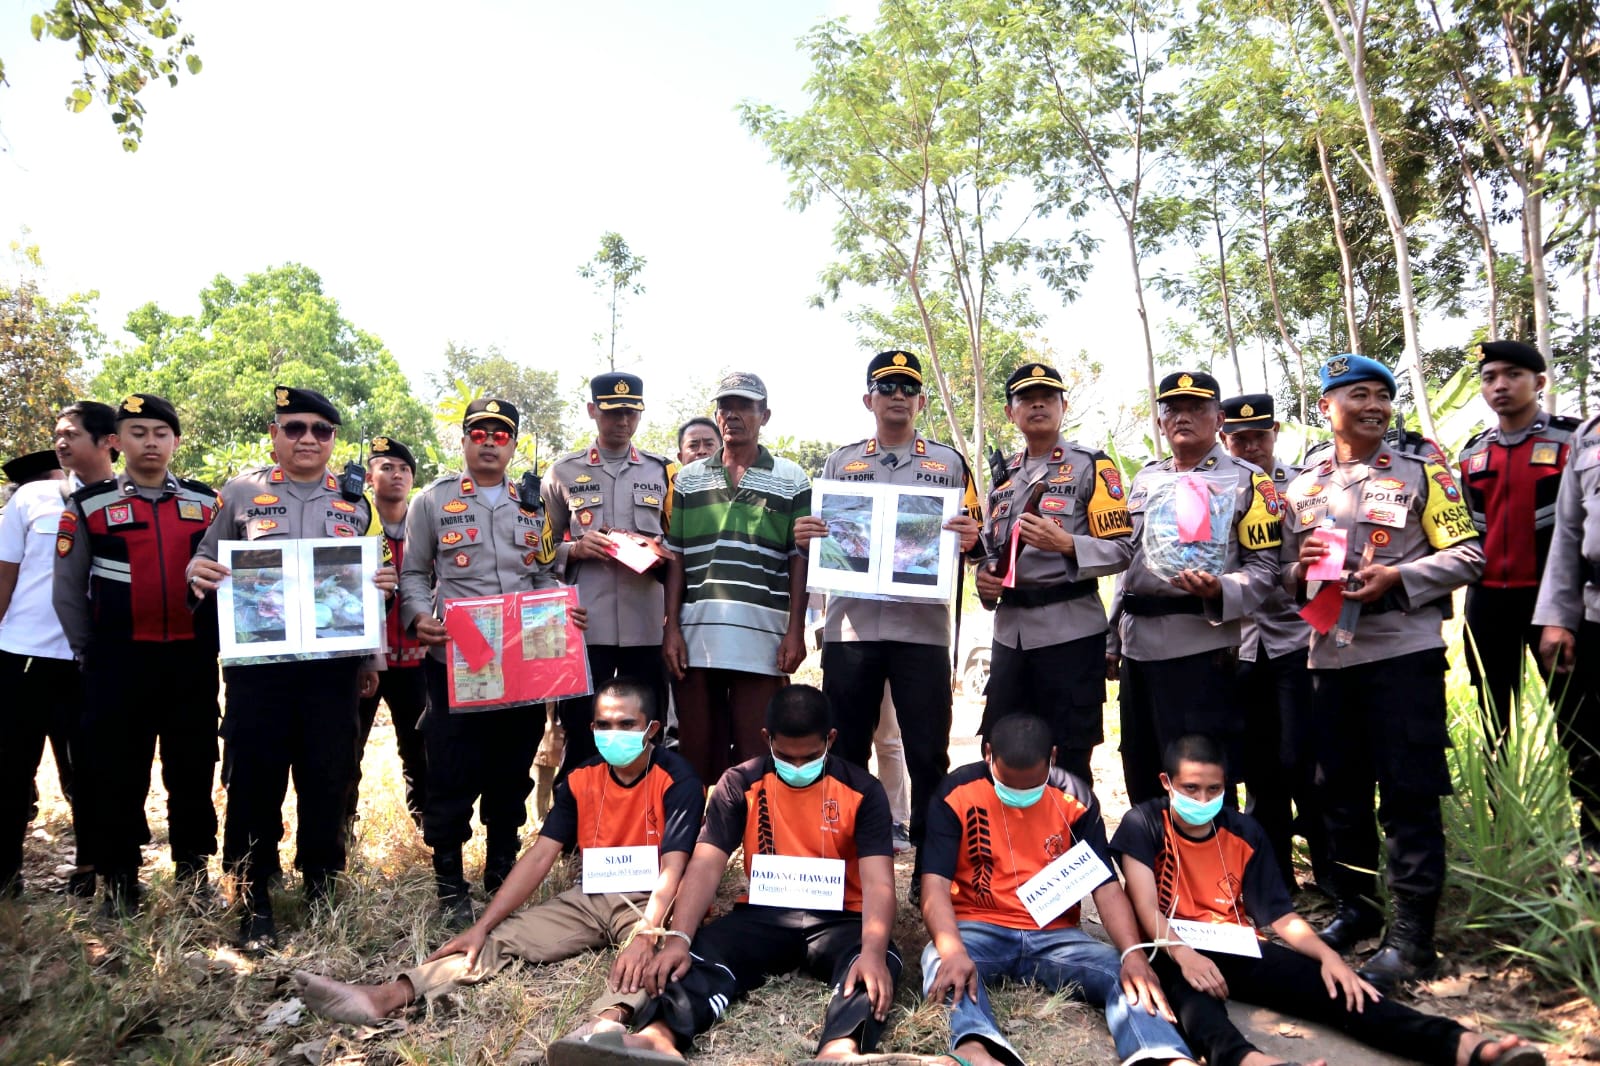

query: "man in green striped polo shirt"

left=662, top=372, right=811, bottom=784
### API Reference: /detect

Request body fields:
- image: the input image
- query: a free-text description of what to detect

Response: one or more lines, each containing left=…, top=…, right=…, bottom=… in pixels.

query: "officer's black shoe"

left=439, top=893, right=476, bottom=932
left=174, top=860, right=222, bottom=911
left=303, top=869, right=335, bottom=910
left=239, top=906, right=278, bottom=953
left=66, top=868, right=97, bottom=899
left=433, top=849, right=474, bottom=929
left=1318, top=900, right=1384, bottom=953
left=97, top=872, right=144, bottom=921
left=1358, top=896, right=1439, bottom=992
left=0, top=867, right=21, bottom=900
left=483, top=851, right=518, bottom=897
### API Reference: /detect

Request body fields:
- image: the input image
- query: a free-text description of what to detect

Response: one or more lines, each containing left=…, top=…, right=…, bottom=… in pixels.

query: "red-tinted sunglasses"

left=468, top=428, right=512, bottom=446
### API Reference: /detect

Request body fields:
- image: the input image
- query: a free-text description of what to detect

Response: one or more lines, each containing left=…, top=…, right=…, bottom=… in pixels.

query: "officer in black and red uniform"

left=1458, top=340, right=1579, bottom=726
left=53, top=394, right=222, bottom=917
left=351, top=436, right=427, bottom=828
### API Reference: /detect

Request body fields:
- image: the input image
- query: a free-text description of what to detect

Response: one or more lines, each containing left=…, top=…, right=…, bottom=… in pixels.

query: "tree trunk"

left=1214, top=189, right=1244, bottom=392
left=1317, top=0, right=1438, bottom=441
left=1313, top=130, right=1362, bottom=354
left=1123, top=219, right=1163, bottom=454
left=1259, top=137, right=1305, bottom=385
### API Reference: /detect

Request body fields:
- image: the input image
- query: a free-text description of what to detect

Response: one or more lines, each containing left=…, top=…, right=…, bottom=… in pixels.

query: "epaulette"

left=1548, top=414, right=1582, bottom=432
left=635, top=447, right=673, bottom=468
left=428, top=471, right=464, bottom=489
left=68, top=477, right=118, bottom=504
left=1461, top=427, right=1492, bottom=451
left=177, top=476, right=216, bottom=495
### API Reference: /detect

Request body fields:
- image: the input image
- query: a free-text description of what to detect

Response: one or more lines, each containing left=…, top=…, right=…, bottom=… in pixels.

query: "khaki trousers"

left=403, top=886, right=653, bottom=1018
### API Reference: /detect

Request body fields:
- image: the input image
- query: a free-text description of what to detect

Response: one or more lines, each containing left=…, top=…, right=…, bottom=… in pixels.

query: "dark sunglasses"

left=468, top=428, right=513, bottom=446
left=871, top=380, right=922, bottom=398
left=278, top=420, right=336, bottom=442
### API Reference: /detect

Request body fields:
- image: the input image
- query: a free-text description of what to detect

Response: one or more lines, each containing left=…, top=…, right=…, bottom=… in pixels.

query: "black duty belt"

left=1000, top=580, right=1098, bottom=609
left=1121, top=593, right=1204, bottom=617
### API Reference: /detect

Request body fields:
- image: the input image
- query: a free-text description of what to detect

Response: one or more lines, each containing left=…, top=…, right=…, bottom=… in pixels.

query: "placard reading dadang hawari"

left=748, top=855, right=846, bottom=911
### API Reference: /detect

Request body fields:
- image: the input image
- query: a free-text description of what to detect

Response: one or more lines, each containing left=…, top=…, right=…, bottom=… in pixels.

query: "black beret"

left=116, top=393, right=181, bottom=434
left=3, top=449, right=60, bottom=485
left=1005, top=362, right=1067, bottom=396
left=1221, top=393, right=1275, bottom=430
left=274, top=385, right=342, bottom=425
left=1476, top=339, right=1544, bottom=373
left=868, top=350, right=923, bottom=385
left=591, top=373, right=644, bottom=411
left=1156, top=371, right=1221, bottom=402
left=464, top=397, right=519, bottom=433
left=369, top=435, right=416, bottom=472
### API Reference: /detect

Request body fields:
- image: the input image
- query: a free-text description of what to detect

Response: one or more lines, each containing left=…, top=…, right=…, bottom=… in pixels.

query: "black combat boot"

left=97, top=869, right=144, bottom=920
left=433, top=849, right=474, bottom=930
left=1359, top=894, right=1439, bottom=991
left=238, top=877, right=278, bottom=952
left=1317, top=897, right=1384, bottom=953
left=483, top=828, right=519, bottom=897
left=303, top=868, right=336, bottom=911
left=174, top=856, right=221, bottom=910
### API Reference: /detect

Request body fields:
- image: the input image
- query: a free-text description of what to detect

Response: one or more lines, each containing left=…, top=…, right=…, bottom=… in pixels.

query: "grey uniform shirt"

left=981, top=439, right=1134, bottom=652
left=1241, top=462, right=1312, bottom=663
left=1279, top=444, right=1484, bottom=669
left=399, top=472, right=557, bottom=664
left=821, top=434, right=975, bottom=646
left=189, top=464, right=380, bottom=668
left=541, top=443, right=672, bottom=648
left=1533, top=415, right=1600, bottom=630
left=1111, top=443, right=1282, bottom=663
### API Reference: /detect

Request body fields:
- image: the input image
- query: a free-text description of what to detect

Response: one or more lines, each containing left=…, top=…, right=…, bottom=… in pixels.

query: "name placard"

left=581, top=846, right=659, bottom=894
left=748, top=854, right=846, bottom=911
left=1017, top=840, right=1112, bottom=928
left=1167, top=918, right=1263, bottom=958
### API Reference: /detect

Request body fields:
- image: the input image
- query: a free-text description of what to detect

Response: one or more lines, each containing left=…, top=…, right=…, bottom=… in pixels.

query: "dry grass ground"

left=1, top=691, right=1595, bottom=1065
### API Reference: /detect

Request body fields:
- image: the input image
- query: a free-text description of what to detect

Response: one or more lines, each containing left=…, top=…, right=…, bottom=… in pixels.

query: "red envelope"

left=1299, top=582, right=1345, bottom=635
left=445, top=606, right=496, bottom=670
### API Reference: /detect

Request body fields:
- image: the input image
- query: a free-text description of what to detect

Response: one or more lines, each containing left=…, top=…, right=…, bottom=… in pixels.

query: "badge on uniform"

left=575, top=474, right=593, bottom=484
left=842, top=460, right=869, bottom=473
left=1049, top=447, right=1064, bottom=462
left=578, top=510, right=594, bottom=527
left=178, top=500, right=204, bottom=521
left=256, top=519, right=278, bottom=532
left=443, top=499, right=469, bottom=513
left=1362, top=504, right=1406, bottom=528
left=442, top=531, right=463, bottom=546
left=643, top=494, right=660, bottom=505
left=332, top=499, right=357, bottom=513
left=466, top=527, right=479, bottom=541
left=1370, top=529, right=1391, bottom=547
left=523, top=550, right=539, bottom=566
left=1040, top=497, right=1067, bottom=512
left=253, top=493, right=280, bottom=505
left=525, top=530, right=539, bottom=546
left=1467, top=452, right=1488, bottom=474
left=1530, top=442, right=1560, bottom=466
left=333, top=524, right=356, bottom=537
left=920, top=460, right=948, bottom=473
left=107, top=503, right=133, bottom=526
left=1373, top=453, right=1392, bottom=469
left=454, top=552, right=470, bottom=567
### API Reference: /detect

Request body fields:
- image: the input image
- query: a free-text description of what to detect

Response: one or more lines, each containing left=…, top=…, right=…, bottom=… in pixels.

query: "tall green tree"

left=578, top=232, right=647, bottom=372
left=1, top=259, right=98, bottom=460
left=4, top=0, right=202, bottom=150
left=427, top=342, right=569, bottom=467
left=95, top=264, right=433, bottom=483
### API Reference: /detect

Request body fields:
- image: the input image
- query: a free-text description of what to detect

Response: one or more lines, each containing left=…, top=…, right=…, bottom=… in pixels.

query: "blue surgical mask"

left=594, top=728, right=649, bottom=768
left=1169, top=788, right=1223, bottom=827
left=773, top=746, right=828, bottom=788
left=989, top=762, right=1047, bottom=809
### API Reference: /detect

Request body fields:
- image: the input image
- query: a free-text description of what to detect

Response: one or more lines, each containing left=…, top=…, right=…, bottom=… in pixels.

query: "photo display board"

left=216, top=538, right=383, bottom=663
left=443, top=586, right=592, bottom=711
left=806, top=480, right=962, bottom=602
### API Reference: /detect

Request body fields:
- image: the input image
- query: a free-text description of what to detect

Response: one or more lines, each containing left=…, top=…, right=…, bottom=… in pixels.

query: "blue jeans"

left=921, top=922, right=1192, bottom=1066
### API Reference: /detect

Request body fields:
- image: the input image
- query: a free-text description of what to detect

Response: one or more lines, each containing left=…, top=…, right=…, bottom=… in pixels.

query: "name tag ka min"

left=1167, top=919, right=1262, bottom=958
left=1017, top=840, right=1112, bottom=928
left=581, top=846, right=659, bottom=894
left=748, top=855, right=846, bottom=911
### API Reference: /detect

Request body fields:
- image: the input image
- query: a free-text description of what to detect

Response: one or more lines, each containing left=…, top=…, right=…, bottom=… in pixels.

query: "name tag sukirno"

left=1167, top=918, right=1263, bottom=958
left=581, top=846, right=659, bottom=894
left=748, top=854, right=846, bottom=911
left=1017, top=840, right=1112, bottom=928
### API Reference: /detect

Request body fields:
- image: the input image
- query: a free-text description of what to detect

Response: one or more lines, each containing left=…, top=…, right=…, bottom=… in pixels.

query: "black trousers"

left=1238, top=648, right=1327, bottom=890
left=1312, top=648, right=1451, bottom=903
left=220, top=657, right=361, bottom=882
left=353, top=665, right=428, bottom=823
left=1120, top=648, right=1242, bottom=805
left=981, top=631, right=1105, bottom=784
left=420, top=657, right=542, bottom=852
left=556, top=642, right=666, bottom=782
left=824, top=640, right=951, bottom=848
left=1155, top=942, right=1462, bottom=1066
left=1465, top=585, right=1544, bottom=730
left=1553, top=620, right=1600, bottom=842
left=0, top=652, right=82, bottom=883
left=634, top=904, right=902, bottom=1054
left=77, top=641, right=219, bottom=875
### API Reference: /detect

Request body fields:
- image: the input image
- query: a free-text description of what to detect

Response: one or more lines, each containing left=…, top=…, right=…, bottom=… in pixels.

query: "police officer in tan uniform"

left=542, top=373, right=674, bottom=776
left=1220, top=393, right=1327, bottom=893
left=793, top=350, right=981, bottom=869
left=1281, top=355, right=1483, bottom=989
left=973, top=362, right=1133, bottom=784
left=1534, top=410, right=1600, bottom=853
left=187, top=386, right=395, bottom=950
left=400, top=398, right=576, bottom=927
left=1110, top=371, right=1282, bottom=806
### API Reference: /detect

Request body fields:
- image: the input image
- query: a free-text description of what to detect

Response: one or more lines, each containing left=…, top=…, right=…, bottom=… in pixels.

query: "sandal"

left=1467, top=1042, right=1545, bottom=1066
